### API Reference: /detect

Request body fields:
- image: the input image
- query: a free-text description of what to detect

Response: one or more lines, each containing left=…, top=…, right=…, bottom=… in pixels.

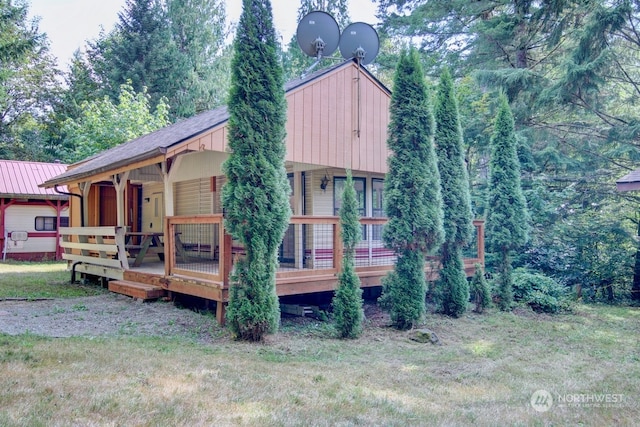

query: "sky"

left=28, top=0, right=379, bottom=69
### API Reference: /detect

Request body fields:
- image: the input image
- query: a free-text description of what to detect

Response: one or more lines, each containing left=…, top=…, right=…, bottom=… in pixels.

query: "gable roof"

left=42, top=60, right=390, bottom=188
left=0, top=160, right=68, bottom=199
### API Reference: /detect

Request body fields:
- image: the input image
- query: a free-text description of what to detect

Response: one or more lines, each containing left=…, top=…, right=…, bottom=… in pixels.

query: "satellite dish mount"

left=295, top=13, right=380, bottom=138
left=296, top=11, right=340, bottom=76
left=338, top=22, right=379, bottom=66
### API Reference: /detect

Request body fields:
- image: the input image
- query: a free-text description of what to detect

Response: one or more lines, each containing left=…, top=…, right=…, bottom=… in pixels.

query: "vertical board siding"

left=283, top=63, right=389, bottom=174
left=154, top=62, right=390, bottom=175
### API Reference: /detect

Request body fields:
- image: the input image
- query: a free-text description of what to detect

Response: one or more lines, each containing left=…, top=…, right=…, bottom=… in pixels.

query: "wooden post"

left=165, top=219, right=173, bottom=277
left=333, top=221, right=343, bottom=273
left=79, top=181, right=92, bottom=227
left=475, top=220, right=485, bottom=266
left=112, top=171, right=130, bottom=227
left=114, top=226, right=130, bottom=270
left=217, top=230, right=232, bottom=326
left=222, top=233, right=233, bottom=287
left=216, top=301, right=226, bottom=325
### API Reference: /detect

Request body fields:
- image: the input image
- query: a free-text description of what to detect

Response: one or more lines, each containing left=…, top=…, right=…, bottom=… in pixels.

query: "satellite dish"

left=296, top=11, right=340, bottom=59
left=339, top=22, right=379, bottom=65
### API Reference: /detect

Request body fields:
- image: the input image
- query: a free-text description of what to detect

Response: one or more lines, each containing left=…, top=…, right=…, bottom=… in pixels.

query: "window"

left=372, top=178, right=385, bottom=240
left=333, top=177, right=366, bottom=216
left=334, top=176, right=366, bottom=238
left=35, top=216, right=69, bottom=231
left=372, top=179, right=384, bottom=217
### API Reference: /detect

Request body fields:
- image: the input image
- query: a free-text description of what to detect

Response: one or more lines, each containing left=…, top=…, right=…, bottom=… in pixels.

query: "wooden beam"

left=112, top=171, right=130, bottom=227
left=70, top=156, right=165, bottom=186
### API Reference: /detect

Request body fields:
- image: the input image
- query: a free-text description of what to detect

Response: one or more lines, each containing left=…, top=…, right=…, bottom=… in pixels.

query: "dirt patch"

left=0, top=293, right=222, bottom=341
left=0, top=294, right=390, bottom=341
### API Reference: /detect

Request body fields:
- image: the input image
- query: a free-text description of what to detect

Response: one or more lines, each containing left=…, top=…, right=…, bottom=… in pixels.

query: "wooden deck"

left=59, top=217, right=485, bottom=325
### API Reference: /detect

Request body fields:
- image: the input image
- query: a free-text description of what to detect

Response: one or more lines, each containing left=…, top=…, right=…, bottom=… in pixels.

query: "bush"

left=512, top=268, right=571, bottom=313
left=333, top=258, right=363, bottom=339
left=470, top=263, right=491, bottom=313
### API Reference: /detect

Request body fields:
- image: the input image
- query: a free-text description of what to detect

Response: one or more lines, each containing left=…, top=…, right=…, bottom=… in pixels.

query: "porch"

left=59, top=215, right=485, bottom=324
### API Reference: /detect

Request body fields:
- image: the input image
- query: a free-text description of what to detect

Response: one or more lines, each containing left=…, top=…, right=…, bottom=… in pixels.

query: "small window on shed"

left=34, top=216, right=69, bottom=231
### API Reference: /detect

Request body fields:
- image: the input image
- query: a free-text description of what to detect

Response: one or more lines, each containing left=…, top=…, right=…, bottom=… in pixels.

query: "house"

left=42, top=60, right=485, bottom=323
left=1, top=160, right=69, bottom=261
left=616, top=169, right=640, bottom=192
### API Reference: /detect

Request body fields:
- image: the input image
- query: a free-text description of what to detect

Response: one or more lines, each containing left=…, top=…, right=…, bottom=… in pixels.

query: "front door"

left=143, top=192, right=164, bottom=233
left=99, top=185, right=117, bottom=226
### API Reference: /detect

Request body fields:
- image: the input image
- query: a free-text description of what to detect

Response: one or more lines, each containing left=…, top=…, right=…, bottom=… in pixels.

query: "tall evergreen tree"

left=166, top=0, right=231, bottom=116
left=332, top=170, right=364, bottom=339
left=433, top=68, right=474, bottom=317
left=0, top=0, right=60, bottom=160
left=486, top=94, right=529, bottom=311
left=380, top=49, right=444, bottom=330
left=106, top=0, right=177, bottom=109
left=77, top=0, right=229, bottom=120
left=222, top=0, right=291, bottom=341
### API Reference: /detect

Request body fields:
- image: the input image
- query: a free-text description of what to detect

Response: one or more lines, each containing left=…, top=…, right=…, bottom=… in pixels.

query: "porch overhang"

left=41, top=150, right=167, bottom=188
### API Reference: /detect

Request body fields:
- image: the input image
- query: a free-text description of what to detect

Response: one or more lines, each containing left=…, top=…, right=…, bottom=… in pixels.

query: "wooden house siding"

left=162, top=63, right=390, bottom=174
left=285, top=65, right=389, bottom=173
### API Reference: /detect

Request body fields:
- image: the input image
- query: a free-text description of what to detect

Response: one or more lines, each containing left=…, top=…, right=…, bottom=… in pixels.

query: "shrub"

left=512, top=268, right=571, bottom=313
left=470, top=263, right=491, bottom=313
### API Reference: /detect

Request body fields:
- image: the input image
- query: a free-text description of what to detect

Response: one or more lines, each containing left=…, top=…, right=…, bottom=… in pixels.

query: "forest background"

left=2, top=0, right=639, bottom=304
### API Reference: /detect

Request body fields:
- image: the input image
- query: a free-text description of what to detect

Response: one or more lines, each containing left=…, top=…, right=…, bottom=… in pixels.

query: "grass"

left=0, top=261, right=105, bottom=299
left=0, top=263, right=638, bottom=425
left=0, top=306, right=638, bottom=426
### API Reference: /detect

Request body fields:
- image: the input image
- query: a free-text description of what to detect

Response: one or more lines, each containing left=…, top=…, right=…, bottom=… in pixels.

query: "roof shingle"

left=42, top=60, right=388, bottom=187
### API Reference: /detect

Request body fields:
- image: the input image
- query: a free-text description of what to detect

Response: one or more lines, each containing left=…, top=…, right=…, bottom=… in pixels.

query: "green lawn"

left=0, top=262, right=638, bottom=426
left=0, top=261, right=105, bottom=299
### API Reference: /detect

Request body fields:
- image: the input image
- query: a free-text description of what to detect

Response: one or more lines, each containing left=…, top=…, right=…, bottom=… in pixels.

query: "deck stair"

left=108, top=280, right=166, bottom=300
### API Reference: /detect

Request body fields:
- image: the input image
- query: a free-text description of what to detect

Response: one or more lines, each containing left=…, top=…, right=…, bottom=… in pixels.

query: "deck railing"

left=59, top=226, right=129, bottom=280
left=163, top=215, right=485, bottom=285
left=165, top=214, right=228, bottom=282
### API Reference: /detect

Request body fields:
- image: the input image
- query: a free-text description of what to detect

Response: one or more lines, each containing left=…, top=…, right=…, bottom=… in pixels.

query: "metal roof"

left=0, top=160, right=68, bottom=199
left=42, top=60, right=388, bottom=188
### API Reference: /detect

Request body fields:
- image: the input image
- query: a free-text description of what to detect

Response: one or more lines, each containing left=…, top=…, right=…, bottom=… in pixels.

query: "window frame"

left=34, top=216, right=69, bottom=231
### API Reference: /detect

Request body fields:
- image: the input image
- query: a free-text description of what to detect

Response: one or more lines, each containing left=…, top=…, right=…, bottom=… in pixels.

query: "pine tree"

left=433, top=68, right=474, bottom=317
left=166, top=0, right=231, bottom=116
left=486, top=94, right=529, bottom=311
left=83, top=0, right=229, bottom=120
left=380, top=49, right=444, bottom=330
left=332, top=170, right=364, bottom=339
left=0, top=0, right=60, bottom=160
left=106, top=0, right=178, bottom=109
left=222, top=0, right=291, bottom=341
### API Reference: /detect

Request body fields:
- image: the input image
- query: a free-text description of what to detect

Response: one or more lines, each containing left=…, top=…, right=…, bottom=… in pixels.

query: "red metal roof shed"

left=0, top=160, right=68, bottom=199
